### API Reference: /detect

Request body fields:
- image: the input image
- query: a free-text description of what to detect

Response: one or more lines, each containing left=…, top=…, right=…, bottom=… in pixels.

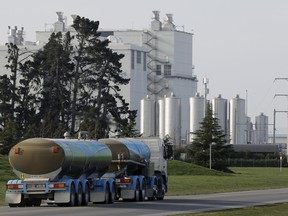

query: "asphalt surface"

left=1, top=189, right=288, bottom=216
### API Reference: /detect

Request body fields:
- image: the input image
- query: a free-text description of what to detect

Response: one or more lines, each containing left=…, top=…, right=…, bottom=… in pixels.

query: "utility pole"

left=273, top=87, right=288, bottom=163
left=274, top=77, right=288, bottom=148
left=203, top=77, right=209, bottom=116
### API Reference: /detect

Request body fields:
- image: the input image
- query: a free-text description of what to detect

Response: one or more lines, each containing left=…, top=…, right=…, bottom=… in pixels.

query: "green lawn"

left=175, top=202, right=288, bottom=216
left=167, top=164, right=288, bottom=196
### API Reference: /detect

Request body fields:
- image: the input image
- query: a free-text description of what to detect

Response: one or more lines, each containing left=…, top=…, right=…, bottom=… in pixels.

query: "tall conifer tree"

left=188, top=102, right=233, bottom=171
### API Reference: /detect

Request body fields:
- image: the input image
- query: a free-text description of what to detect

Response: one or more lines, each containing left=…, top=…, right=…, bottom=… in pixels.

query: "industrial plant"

left=0, top=11, right=281, bottom=149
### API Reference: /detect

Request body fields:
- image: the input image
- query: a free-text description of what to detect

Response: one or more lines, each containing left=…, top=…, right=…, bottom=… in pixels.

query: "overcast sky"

left=1, top=0, right=288, bottom=134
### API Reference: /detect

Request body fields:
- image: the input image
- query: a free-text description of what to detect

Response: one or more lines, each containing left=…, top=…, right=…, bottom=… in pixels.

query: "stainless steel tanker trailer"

left=5, top=135, right=168, bottom=207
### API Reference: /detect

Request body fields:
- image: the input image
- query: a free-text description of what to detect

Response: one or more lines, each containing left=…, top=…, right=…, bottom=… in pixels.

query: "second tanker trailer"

left=5, top=135, right=168, bottom=207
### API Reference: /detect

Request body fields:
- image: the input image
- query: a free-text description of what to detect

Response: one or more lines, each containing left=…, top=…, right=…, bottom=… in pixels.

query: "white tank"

left=211, top=94, right=228, bottom=134
left=189, top=93, right=205, bottom=142
left=158, top=98, right=165, bottom=139
left=164, top=93, right=181, bottom=145
left=229, top=94, right=246, bottom=144
left=140, top=95, right=156, bottom=137
left=255, top=113, right=268, bottom=144
left=246, top=117, right=254, bottom=144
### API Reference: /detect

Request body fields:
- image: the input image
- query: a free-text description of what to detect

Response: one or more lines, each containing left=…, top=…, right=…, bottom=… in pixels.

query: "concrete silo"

left=229, top=94, right=246, bottom=144
left=140, top=95, right=156, bottom=137
left=189, top=93, right=205, bottom=142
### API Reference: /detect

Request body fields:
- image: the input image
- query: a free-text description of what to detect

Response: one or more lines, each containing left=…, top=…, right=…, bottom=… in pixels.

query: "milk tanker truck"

left=5, top=135, right=169, bottom=207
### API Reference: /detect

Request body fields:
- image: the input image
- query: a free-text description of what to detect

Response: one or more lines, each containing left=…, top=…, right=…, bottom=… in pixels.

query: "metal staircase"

left=143, top=30, right=169, bottom=98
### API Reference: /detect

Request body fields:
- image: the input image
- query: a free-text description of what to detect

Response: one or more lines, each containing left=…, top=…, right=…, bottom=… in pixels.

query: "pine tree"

left=72, top=16, right=137, bottom=138
left=23, top=32, right=74, bottom=137
left=0, top=43, right=37, bottom=153
left=188, top=102, right=233, bottom=171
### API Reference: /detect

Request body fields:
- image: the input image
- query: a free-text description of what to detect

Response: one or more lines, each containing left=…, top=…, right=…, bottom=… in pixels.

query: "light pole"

left=209, top=142, right=215, bottom=169
left=203, top=77, right=209, bottom=116
left=209, top=143, right=212, bottom=169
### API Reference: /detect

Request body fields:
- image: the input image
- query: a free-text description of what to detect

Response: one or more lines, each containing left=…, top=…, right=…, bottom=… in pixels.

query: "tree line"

left=0, top=16, right=138, bottom=154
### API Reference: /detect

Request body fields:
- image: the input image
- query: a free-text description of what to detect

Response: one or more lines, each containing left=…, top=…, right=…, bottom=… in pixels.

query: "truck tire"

left=68, top=184, right=76, bottom=207
left=33, top=199, right=42, bottom=207
left=139, top=180, right=146, bottom=201
left=76, top=184, right=82, bottom=206
left=134, top=180, right=140, bottom=202
left=148, top=180, right=157, bottom=201
left=108, top=183, right=115, bottom=204
left=9, top=203, right=18, bottom=208
left=82, top=183, right=90, bottom=206
left=156, top=176, right=165, bottom=200
left=103, top=184, right=109, bottom=204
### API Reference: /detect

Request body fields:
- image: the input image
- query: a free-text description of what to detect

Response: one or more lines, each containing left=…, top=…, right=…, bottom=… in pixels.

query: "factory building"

left=0, top=11, right=275, bottom=147
left=0, top=11, right=197, bottom=145
left=105, top=11, right=197, bottom=144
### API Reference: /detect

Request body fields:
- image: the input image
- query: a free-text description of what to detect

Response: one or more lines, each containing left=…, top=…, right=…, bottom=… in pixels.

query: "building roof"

left=232, top=144, right=279, bottom=154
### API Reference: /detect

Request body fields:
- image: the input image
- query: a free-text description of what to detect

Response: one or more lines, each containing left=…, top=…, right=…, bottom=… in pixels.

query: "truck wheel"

left=33, top=199, right=42, bottom=207
left=76, top=184, right=83, bottom=206
left=134, top=180, right=140, bottom=202
left=148, top=180, right=157, bottom=201
left=68, top=184, right=76, bottom=207
left=103, top=184, right=109, bottom=204
left=82, top=183, right=90, bottom=206
left=8, top=203, right=18, bottom=208
left=25, top=200, right=33, bottom=207
left=139, top=180, right=146, bottom=201
left=156, top=176, right=165, bottom=200
left=108, top=183, right=115, bottom=204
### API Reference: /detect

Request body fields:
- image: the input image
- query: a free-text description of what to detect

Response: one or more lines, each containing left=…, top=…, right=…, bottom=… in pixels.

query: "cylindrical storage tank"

left=255, top=113, right=268, bottom=144
left=189, top=93, right=205, bottom=142
left=164, top=93, right=181, bottom=145
left=246, top=117, right=253, bottom=144
left=9, top=138, right=112, bottom=180
left=99, top=138, right=151, bottom=174
left=211, top=94, right=228, bottom=135
left=140, top=95, right=156, bottom=137
left=158, top=98, right=165, bottom=139
left=229, top=94, right=246, bottom=144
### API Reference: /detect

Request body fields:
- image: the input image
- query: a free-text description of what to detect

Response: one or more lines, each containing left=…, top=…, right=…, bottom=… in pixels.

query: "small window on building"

left=164, top=64, right=171, bottom=76
left=131, top=50, right=135, bottom=69
left=137, top=51, right=141, bottom=64
left=143, top=53, right=146, bottom=71
left=156, top=65, right=162, bottom=75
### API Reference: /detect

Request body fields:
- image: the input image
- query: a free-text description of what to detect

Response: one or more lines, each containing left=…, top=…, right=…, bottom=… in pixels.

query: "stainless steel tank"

left=9, top=138, right=112, bottom=180
left=164, top=93, right=181, bottom=145
left=211, top=94, right=228, bottom=134
left=189, top=93, right=204, bottom=142
left=140, top=95, right=156, bottom=137
left=99, top=138, right=151, bottom=174
left=229, top=94, right=246, bottom=144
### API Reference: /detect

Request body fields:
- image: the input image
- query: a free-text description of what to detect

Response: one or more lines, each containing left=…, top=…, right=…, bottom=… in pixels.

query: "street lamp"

left=209, top=142, right=215, bottom=169
left=209, top=143, right=212, bottom=169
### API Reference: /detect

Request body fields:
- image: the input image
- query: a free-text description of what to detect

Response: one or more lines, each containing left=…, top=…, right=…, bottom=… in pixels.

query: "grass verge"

left=167, top=160, right=288, bottom=196
left=174, top=202, right=288, bottom=216
left=0, top=155, right=17, bottom=206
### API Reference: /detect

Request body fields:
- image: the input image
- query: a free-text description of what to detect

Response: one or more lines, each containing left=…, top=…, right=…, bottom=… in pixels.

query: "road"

left=1, top=189, right=288, bottom=216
